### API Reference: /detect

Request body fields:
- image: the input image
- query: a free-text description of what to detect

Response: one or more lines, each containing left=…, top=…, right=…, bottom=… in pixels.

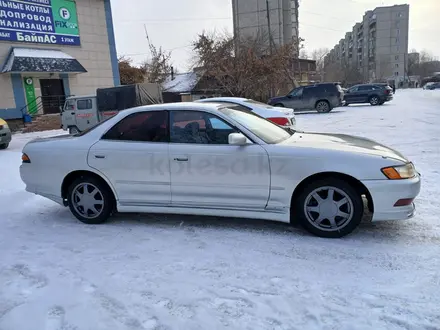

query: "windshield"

left=219, top=106, right=293, bottom=144
left=244, top=99, right=275, bottom=109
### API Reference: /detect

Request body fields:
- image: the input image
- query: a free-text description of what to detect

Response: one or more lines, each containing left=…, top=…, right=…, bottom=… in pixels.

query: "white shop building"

left=0, top=0, right=120, bottom=119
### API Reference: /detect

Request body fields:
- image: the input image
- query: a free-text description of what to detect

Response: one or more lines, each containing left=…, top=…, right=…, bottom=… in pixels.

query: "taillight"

left=268, top=117, right=289, bottom=126
left=385, top=89, right=390, bottom=94
left=22, top=153, right=31, bottom=163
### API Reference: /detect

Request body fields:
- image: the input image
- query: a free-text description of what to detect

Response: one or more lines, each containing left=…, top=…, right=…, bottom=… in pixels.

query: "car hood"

left=269, top=96, right=287, bottom=104
left=280, top=132, right=408, bottom=162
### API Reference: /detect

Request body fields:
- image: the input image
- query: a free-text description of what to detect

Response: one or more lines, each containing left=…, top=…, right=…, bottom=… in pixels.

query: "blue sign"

left=0, top=0, right=81, bottom=46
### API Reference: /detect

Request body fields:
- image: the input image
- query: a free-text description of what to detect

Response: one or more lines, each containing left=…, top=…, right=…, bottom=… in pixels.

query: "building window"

left=395, top=55, right=399, bottom=60
left=395, top=71, right=399, bottom=76
left=395, top=38, right=399, bottom=44
left=397, top=12, right=403, bottom=18
left=395, top=63, right=399, bottom=68
left=397, top=29, right=400, bottom=35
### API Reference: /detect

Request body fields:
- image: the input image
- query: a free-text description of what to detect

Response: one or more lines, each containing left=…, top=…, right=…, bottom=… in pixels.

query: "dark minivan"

left=344, top=84, right=393, bottom=106
left=268, top=83, right=344, bottom=113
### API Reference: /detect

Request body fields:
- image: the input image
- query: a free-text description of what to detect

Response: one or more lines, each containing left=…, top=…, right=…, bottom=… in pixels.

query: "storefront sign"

left=23, top=77, right=38, bottom=114
left=0, top=0, right=80, bottom=46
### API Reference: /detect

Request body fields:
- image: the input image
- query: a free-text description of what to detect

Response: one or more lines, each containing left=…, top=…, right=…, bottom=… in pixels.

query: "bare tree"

left=192, top=31, right=303, bottom=100
left=118, top=56, right=146, bottom=85
left=311, top=47, right=329, bottom=81
left=141, top=43, right=172, bottom=84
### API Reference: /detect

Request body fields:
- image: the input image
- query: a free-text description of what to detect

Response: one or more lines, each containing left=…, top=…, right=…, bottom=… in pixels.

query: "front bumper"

left=362, top=174, right=421, bottom=222
left=0, top=128, right=11, bottom=145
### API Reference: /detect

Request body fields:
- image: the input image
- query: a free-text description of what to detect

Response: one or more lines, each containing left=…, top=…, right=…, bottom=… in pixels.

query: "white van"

left=61, top=83, right=163, bottom=134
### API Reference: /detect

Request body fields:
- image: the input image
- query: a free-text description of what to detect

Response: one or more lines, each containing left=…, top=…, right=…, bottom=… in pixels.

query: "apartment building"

left=324, top=4, right=409, bottom=85
left=232, top=0, right=299, bottom=48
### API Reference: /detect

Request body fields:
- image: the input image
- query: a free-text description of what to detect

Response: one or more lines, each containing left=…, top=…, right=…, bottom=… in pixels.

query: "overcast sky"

left=111, top=0, right=439, bottom=71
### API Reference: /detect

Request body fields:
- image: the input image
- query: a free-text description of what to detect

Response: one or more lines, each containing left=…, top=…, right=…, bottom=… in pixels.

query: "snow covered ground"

left=1, top=89, right=440, bottom=330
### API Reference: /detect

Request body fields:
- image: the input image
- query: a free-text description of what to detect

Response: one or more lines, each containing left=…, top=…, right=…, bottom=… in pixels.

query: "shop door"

left=40, top=79, right=66, bottom=114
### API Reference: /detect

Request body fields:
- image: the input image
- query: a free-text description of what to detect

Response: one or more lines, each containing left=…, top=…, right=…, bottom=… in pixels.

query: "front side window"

left=289, top=87, right=304, bottom=97
left=64, top=99, right=75, bottom=110
left=102, top=111, right=168, bottom=142
left=170, top=111, right=237, bottom=144
left=349, top=86, right=359, bottom=93
left=218, top=107, right=292, bottom=144
left=77, top=99, right=93, bottom=110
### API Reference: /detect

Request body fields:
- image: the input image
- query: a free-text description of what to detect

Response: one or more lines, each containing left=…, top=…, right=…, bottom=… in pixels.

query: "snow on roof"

left=162, top=72, right=201, bottom=93
left=12, top=47, right=74, bottom=59
left=1, top=47, right=86, bottom=73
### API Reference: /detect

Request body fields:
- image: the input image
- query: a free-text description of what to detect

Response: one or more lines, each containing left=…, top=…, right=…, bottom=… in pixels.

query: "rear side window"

left=77, top=99, right=93, bottom=110
left=358, top=86, right=372, bottom=91
left=102, top=111, right=169, bottom=142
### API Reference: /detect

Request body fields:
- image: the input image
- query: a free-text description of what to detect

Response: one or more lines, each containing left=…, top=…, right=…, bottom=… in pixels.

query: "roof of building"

left=1, top=47, right=87, bottom=74
left=162, top=71, right=203, bottom=93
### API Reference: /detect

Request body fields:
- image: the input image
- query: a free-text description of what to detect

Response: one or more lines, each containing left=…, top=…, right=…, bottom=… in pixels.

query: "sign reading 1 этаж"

left=0, top=0, right=80, bottom=46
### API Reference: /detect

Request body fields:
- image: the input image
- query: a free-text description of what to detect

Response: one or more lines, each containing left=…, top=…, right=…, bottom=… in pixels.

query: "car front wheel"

left=0, top=143, right=9, bottom=149
left=67, top=176, right=115, bottom=224
left=69, top=126, right=80, bottom=135
left=293, top=178, right=364, bottom=238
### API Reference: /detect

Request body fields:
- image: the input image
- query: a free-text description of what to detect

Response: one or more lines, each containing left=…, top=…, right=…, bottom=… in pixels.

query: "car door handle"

left=71, top=112, right=75, bottom=115
left=174, top=157, right=188, bottom=162
left=95, top=155, right=105, bottom=159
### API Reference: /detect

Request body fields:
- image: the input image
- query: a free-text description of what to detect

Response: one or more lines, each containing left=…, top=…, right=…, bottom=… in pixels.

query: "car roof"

left=123, top=102, right=229, bottom=115
left=197, top=97, right=248, bottom=102
left=66, top=95, right=96, bottom=99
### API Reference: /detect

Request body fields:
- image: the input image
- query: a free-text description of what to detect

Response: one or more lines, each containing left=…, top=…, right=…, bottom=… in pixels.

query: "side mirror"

left=228, top=133, right=247, bottom=146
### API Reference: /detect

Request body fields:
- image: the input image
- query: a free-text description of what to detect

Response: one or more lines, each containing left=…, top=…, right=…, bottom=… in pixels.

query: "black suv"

left=268, top=83, right=344, bottom=113
left=344, top=84, right=393, bottom=106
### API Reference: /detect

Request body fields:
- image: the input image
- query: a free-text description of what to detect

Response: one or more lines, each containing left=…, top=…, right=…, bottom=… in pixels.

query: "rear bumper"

left=362, top=175, right=421, bottom=222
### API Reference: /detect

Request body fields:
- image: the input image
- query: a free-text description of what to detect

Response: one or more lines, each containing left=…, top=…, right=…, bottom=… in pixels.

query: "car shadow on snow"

left=38, top=207, right=424, bottom=242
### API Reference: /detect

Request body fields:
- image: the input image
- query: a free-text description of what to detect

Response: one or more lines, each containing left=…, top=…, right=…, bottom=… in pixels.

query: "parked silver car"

left=0, top=118, right=11, bottom=149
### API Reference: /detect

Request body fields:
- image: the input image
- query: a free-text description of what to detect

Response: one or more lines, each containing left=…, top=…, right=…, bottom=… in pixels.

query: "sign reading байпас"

left=0, top=0, right=80, bottom=46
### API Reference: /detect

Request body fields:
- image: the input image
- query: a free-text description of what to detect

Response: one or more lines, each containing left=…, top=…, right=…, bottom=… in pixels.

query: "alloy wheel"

left=303, top=186, right=354, bottom=232
left=316, top=101, right=329, bottom=112
left=71, top=183, right=104, bottom=219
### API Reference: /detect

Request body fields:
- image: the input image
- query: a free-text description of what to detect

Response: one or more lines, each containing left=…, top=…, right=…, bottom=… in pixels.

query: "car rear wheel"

left=0, top=143, right=9, bottom=149
left=369, top=96, right=380, bottom=106
left=293, top=178, right=363, bottom=238
left=67, top=176, right=114, bottom=224
left=315, top=101, right=331, bottom=113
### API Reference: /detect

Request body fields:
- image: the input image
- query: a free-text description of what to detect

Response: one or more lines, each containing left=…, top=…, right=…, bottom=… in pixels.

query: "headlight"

left=381, top=163, right=416, bottom=180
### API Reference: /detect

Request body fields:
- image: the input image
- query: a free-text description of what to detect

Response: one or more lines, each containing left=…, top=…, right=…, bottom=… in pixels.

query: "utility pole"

left=266, top=0, right=274, bottom=55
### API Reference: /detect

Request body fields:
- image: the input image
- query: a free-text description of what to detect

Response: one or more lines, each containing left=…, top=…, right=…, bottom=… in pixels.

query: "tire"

left=343, top=103, right=349, bottom=107
left=369, top=95, right=380, bottom=106
left=67, top=176, right=115, bottom=224
left=274, top=103, right=284, bottom=107
left=315, top=100, right=331, bottom=113
left=69, top=126, right=80, bottom=135
left=0, top=143, right=9, bottom=150
left=292, top=178, right=364, bottom=238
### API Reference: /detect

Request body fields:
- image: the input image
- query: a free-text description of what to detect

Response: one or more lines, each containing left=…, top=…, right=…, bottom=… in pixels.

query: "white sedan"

left=196, top=97, right=296, bottom=129
left=20, top=102, right=421, bottom=238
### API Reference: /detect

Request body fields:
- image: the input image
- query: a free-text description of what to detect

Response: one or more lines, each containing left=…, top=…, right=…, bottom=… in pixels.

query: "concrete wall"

left=324, top=4, right=409, bottom=84
left=0, top=0, right=120, bottom=119
left=232, top=0, right=299, bottom=48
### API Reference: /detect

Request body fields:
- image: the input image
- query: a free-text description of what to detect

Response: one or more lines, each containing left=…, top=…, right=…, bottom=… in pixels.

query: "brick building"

left=0, top=0, right=119, bottom=119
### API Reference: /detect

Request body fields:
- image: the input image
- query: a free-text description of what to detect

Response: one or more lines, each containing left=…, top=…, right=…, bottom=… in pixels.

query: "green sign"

left=52, top=0, right=80, bottom=37
left=23, top=77, right=38, bottom=115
